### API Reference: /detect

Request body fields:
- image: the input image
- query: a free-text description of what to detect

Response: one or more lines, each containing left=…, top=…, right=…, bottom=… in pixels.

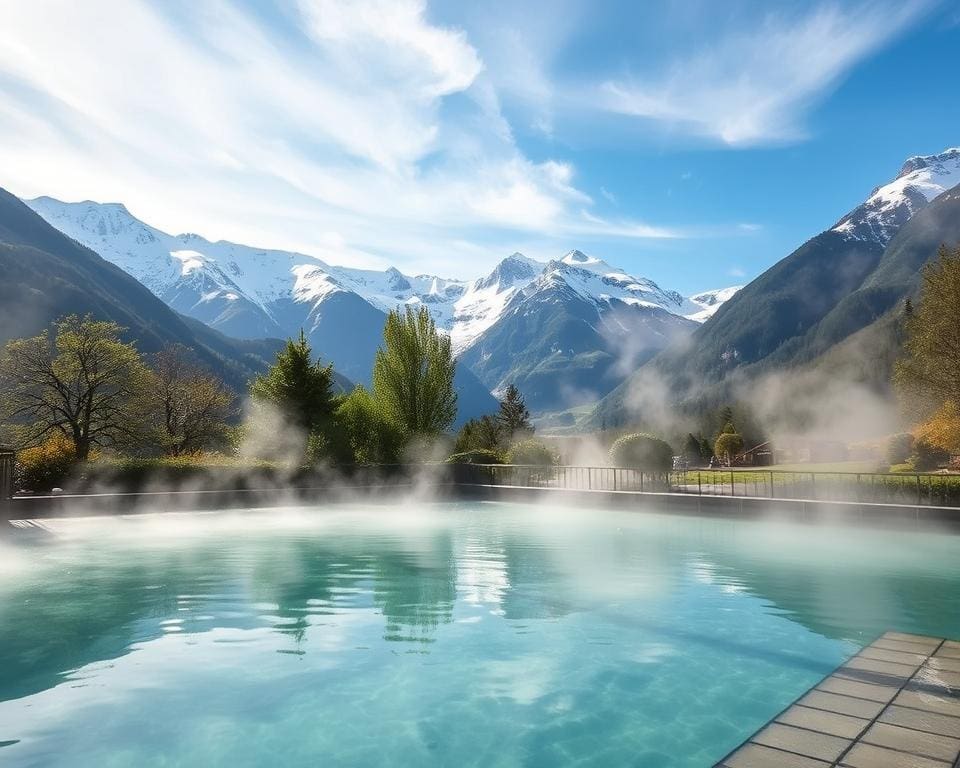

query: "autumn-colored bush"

left=13, top=434, right=78, bottom=493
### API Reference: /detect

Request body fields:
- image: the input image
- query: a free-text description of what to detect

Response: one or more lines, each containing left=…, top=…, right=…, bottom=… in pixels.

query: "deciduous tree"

left=372, top=306, right=456, bottom=437
left=0, top=315, right=151, bottom=460
left=149, top=345, right=236, bottom=455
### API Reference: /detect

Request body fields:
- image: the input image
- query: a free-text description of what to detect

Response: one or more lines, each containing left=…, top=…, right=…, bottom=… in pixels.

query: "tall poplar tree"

left=372, top=306, right=457, bottom=436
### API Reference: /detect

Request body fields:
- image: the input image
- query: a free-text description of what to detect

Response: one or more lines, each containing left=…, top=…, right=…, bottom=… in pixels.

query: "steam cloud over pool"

left=2, top=502, right=960, bottom=766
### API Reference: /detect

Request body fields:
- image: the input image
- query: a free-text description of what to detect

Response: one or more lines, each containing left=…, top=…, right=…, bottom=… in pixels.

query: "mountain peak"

left=897, top=148, right=960, bottom=178
left=832, top=146, right=960, bottom=246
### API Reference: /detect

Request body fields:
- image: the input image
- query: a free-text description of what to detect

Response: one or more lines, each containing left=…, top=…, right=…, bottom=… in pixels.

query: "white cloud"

left=0, top=0, right=673, bottom=277
left=599, top=1, right=933, bottom=145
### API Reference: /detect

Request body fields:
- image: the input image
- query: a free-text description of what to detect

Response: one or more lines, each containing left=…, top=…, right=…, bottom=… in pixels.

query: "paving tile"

left=839, top=742, right=951, bottom=768
left=895, top=688, right=960, bottom=718
left=817, top=676, right=900, bottom=703
left=722, top=743, right=831, bottom=768
left=915, top=667, right=960, bottom=689
left=934, top=646, right=960, bottom=660
left=883, top=632, right=942, bottom=647
left=751, top=723, right=850, bottom=763
left=876, top=639, right=943, bottom=655
left=843, top=656, right=919, bottom=678
left=880, top=705, right=960, bottom=738
left=776, top=705, right=870, bottom=739
left=861, top=722, right=960, bottom=763
left=861, top=647, right=930, bottom=666
left=798, top=690, right=886, bottom=719
left=926, top=656, right=960, bottom=674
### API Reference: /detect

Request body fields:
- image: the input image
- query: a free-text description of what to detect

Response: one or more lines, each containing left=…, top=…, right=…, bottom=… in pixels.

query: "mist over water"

left=2, top=502, right=960, bottom=767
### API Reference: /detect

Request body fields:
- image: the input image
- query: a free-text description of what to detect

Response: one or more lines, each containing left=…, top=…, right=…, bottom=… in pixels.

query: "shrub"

left=609, top=433, right=673, bottom=470
left=446, top=449, right=504, bottom=465
left=886, top=433, right=915, bottom=465
left=13, top=434, right=78, bottom=493
left=506, top=439, right=556, bottom=466
left=911, top=439, right=950, bottom=471
left=714, top=432, right=744, bottom=464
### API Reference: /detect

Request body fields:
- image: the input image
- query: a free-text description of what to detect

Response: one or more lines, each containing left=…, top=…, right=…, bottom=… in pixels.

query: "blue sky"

left=0, top=0, right=957, bottom=293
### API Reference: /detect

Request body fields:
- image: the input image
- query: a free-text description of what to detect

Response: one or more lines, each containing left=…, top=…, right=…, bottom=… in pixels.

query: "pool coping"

left=714, top=632, right=960, bottom=767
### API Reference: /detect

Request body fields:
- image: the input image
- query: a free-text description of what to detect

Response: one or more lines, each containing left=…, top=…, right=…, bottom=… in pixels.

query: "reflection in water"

left=0, top=505, right=959, bottom=767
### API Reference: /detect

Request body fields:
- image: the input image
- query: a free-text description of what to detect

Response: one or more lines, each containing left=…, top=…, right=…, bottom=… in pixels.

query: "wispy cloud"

left=598, top=1, right=933, bottom=145
left=0, top=0, right=675, bottom=276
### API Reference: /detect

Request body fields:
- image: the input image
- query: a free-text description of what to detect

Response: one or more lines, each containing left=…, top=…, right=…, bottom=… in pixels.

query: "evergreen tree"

left=372, top=306, right=457, bottom=436
left=682, top=433, right=702, bottom=464
left=497, top=383, right=532, bottom=440
left=250, top=330, right=336, bottom=456
left=699, top=436, right=713, bottom=461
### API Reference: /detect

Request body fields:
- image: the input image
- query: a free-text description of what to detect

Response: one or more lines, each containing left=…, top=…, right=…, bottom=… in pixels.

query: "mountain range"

left=25, top=197, right=736, bottom=411
left=592, top=147, right=960, bottom=433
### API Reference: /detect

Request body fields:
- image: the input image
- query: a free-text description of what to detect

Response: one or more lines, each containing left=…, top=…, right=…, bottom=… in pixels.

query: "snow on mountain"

left=684, top=286, right=743, bottom=322
left=450, top=252, right=541, bottom=353
left=24, top=197, right=729, bottom=360
left=833, top=148, right=960, bottom=245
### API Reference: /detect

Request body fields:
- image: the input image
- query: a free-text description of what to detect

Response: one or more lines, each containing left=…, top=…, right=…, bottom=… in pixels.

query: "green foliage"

left=609, top=433, right=673, bottom=470
left=250, top=330, right=336, bottom=438
left=334, top=386, right=404, bottom=464
left=454, top=415, right=501, bottom=453
left=896, top=245, right=960, bottom=406
left=497, top=384, right=532, bottom=440
left=12, top=433, right=78, bottom=492
left=445, top=449, right=504, bottom=465
left=373, top=306, right=457, bottom=437
left=0, top=315, right=152, bottom=460
left=506, top=439, right=556, bottom=466
left=886, top=432, right=915, bottom=465
left=714, top=432, right=745, bottom=463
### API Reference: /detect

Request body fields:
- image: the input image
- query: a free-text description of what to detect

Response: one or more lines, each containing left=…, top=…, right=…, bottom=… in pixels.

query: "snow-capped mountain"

left=458, top=250, right=699, bottom=409
left=833, top=148, right=960, bottom=245
left=685, top=286, right=743, bottom=322
left=26, top=197, right=733, bottom=348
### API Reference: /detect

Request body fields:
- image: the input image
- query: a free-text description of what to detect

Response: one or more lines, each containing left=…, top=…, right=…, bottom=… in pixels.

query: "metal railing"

left=456, top=464, right=960, bottom=507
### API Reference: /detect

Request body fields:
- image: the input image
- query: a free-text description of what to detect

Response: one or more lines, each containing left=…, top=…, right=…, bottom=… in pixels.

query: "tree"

left=682, top=433, right=702, bottom=465
left=896, top=245, right=960, bottom=406
left=250, top=330, right=337, bottom=459
left=497, top=384, right=531, bottom=440
left=714, top=432, right=744, bottom=465
left=454, top=415, right=501, bottom=453
left=148, top=345, right=235, bottom=455
left=0, top=315, right=151, bottom=460
left=609, top=433, right=674, bottom=470
left=372, top=306, right=457, bottom=437
left=334, top=385, right=403, bottom=464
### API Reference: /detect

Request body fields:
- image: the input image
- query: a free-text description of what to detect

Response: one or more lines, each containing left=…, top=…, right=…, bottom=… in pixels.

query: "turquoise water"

left=2, top=503, right=960, bottom=767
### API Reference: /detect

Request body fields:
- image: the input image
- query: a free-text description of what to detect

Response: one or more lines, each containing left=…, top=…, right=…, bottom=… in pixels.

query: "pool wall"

left=6, top=479, right=960, bottom=530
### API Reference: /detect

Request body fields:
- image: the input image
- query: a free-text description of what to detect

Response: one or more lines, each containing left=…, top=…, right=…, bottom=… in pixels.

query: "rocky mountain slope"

left=591, top=147, right=960, bottom=430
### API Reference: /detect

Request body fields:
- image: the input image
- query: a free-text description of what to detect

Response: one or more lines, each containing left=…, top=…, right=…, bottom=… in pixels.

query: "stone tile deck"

left=716, top=632, right=960, bottom=768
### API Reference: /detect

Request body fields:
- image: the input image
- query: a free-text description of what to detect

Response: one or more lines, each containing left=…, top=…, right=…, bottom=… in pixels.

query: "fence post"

left=0, top=445, right=14, bottom=518
left=916, top=475, right=922, bottom=507
left=769, top=471, right=774, bottom=499
left=698, top=472, right=702, bottom=496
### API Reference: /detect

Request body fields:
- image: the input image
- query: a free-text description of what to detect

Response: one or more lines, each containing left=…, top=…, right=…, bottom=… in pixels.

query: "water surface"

left=2, top=502, right=960, bottom=767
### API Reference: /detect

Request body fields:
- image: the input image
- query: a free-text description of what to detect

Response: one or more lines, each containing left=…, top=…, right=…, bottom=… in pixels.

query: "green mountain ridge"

left=591, top=183, right=960, bottom=433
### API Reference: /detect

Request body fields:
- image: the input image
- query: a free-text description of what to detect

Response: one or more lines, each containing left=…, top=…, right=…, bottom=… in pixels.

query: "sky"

left=0, top=0, right=957, bottom=294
